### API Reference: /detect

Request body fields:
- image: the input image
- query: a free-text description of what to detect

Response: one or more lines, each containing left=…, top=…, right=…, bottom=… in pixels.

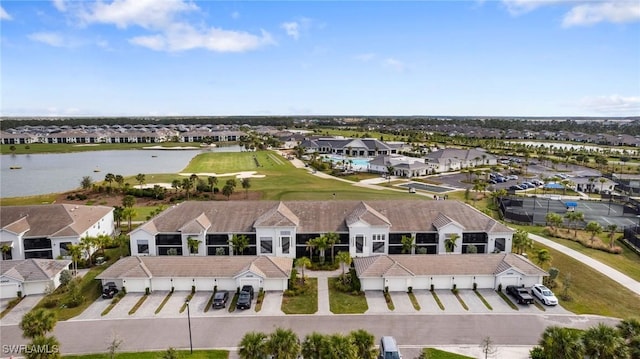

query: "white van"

left=379, top=336, right=402, bottom=359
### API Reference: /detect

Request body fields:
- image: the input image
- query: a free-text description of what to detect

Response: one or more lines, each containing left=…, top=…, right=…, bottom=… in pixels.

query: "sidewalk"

left=529, top=233, right=640, bottom=296
left=306, top=268, right=341, bottom=315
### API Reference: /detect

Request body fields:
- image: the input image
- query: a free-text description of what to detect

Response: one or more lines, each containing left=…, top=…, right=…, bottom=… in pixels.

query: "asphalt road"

left=0, top=314, right=619, bottom=356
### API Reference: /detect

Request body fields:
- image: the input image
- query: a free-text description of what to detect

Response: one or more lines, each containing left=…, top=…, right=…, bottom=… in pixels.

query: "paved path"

left=306, top=268, right=340, bottom=315
left=529, top=233, right=640, bottom=296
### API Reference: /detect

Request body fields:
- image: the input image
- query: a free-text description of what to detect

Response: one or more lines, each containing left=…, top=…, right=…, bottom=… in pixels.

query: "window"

left=137, top=240, right=149, bottom=254
left=260, top=237, right=273, bottom=254
left=24, top=237, right=51, bottom=250
left=355, top=235, right=364, bottom=254
left=59, top=242, right=72, bottom=256
left=372, top=234, right=385, bottom=254
left=281, top=236, right=290, bottom=254
left=156, top=234, right=182, bottom=245
left=495, top=238, right=506, bottom=252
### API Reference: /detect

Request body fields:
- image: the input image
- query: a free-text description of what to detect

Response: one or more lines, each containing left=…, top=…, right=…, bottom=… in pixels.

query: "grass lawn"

left=63, top=349, right=228, bottom=358
left=1, top=142, right=193, bottom=155
left=281, top=278, right=318, bottom=314
left=525, top=243, right=640, bottom=319
left=328, top=278, right=368, bottom=314
left=419, top=348, right=474, bottom=359
left=1, top=193, right=59, bottom=206
left=512, top=224, right=640, bottom=282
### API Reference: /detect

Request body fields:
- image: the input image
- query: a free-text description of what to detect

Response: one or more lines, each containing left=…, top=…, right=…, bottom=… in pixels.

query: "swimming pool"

left=322, top=155, right=370, bottom=171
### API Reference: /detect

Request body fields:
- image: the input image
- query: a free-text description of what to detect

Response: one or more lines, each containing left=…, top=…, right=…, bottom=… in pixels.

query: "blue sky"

left=1, top=0, right=639, bottom=117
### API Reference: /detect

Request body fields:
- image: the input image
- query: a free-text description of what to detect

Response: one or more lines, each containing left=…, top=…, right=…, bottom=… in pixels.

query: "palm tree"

left=241, top=177, right=251, bottom=199
left=187, top=237, right=202, bottom=255
left=25, top=335, right=61, bottom=359
left=350, top=329, right=375, bottom=359
left=238, top=331, right=267, bottom=359
left=295, top=256, right=311, bottom=283
left=135, top=173, right=146, bottom=189
left=606, top=224, right=618, bottom=248
left=512, top=229, right=532, bottom=255
left=386, top=165, right=394, bottom=183
left=114, top=174, right=124, bottom=192
left=311, top=235, right=329, bottom=264
left=545, top=212, right=563, bottom=234
left=322, top=333, right=357, bottom=359
left=401, top=235, right=415, bottom=254
left=171, top=179, right=181, bottom=194
left=325, top=232, right=339, bottom=263
left=537, top=326, right=584, bottom=359
left=104, top=173, right=115, bottom=191
left=122, top=195, right=135, bottom=208
left=182, top=177, right=194, bottom=199
left=20, top=308, right=57, bottom=339
left=444, top=234, right=459, bottom=253
left=266, top=327, right=300, bottom=359
left=222, top=182, right=235, bottom=200
left=301, top=332, right=326, bottom=359
left=305, top=239, right=316, bottom=261
left=583, top=323, right=629, bottom=359
left=535, top=248, right=552, bottom=269
left=79, top=236, right=97, bottom=266
left=599, top=178, right=607, bottom=194
left=208, top=176, right=218, bottom=193
left=122, top=207, right=137, bottom=231
left=1, top=244, right=11, bottom=260
left=336, top=251, right=352, bottom=279
left=67, top=244, right=81, bottom=275
left=585, top=221, right=603, bottom=244
left=229, top=234, right=249, bottom=255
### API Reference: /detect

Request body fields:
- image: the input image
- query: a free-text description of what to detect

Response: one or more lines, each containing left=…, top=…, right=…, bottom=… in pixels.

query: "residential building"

left=0, top=205, right=114, bottom=261
left=425, top=148, right=497, bottom=173
left=0, top=259, right=71, bottom=299
left=298, top=138, right=397, bottom=157
left=129, top=200, right=513, bottom=259
left=368, top=154, right=433, bottom=177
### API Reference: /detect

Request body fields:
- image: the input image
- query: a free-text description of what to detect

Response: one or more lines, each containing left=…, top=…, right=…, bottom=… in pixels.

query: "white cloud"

left=281, top=22, right=300, bottom=39
left=79, top=0, right=198, bottom=29
left=383, top=58, right=407, bottom=72
left=0, top=5, right=12, bottom=20
left=52, top=0, right=67, bottom=12
left=502, top=0, right=563, bottom=16
left=130, top=23, right=274, bottom=52
left=28, top=32, right=65, bottom=47
left=355, top=53, right=376, bottom=62
left=562, top=1, right=640, bottom=27
left=580, top=95, right=640, bottom=115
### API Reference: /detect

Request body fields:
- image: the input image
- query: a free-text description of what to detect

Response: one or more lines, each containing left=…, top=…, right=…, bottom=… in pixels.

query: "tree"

left=583, top=323, right=628, bottom=359
left=606, top=224, right=618, bottom=248
left=336, top=251, right=352, bottom=279
left=187, top=237, right=201, bottom=255
left=238, top=331, right=267, bottom=359
left=445, top=233, right=459, bottom=253
left=466, top=244, right=478, bottom=254
left=511, top=229, right=532, bottom=255
left=324, top=232, right=339, bottom=264
left=79, top=236, right=97, bottom=266
left=535, top=248, right=552, bottom=269
left=401, top=235, right=415, bottom=254
left=266, top=327, right=300, bottom=359
left=20, top=308, right=57, bottom=339
left=301, top=332, right=326, bottom=359
left=585, top=221, right=603, bottom=244
left=350, top=329, right=375, bottom=359
left=295, top=256, right=311, bottom=283
left=229, top=234, right=249, bottom=255
left=305, top=239, right=316, bottom=261
left=564, top=211, right=584, bottom=237
left=106, top=333, right=123, bottom=359
left=537, top=326, right=584, bottom=359
left=208, top=176, right=218, bottom=193
left=386, top=165, right=394, bottom=183
left=1, top=244, right=12, bottom=260
left=182, top=177, right=194, bottom=200
left=24, top=335, right=61, bottom=359
left=67, top=244, right=81, bottom=275
left=322, top=333, right=357, bottom=359
left=241, top=177, right=251, bottom=199
left=80, top=176, right=93, bottom=190
left=113, top=206, right=124, bottom=228
left=222, top=182, right=235, bottom=200
left=480, top=336, right=497, bottom=359
left=9, top=145, right=16, bottom=153
left=616, top=317, right=640, bottom=341
left=122, top=195, right=136, bottom=208
left=114, top=175, right=124, bottom=191
left=171, top=179, right=181, bottom=194
left=135, top=173, right=146, bottom=189
left=311, top=235, right=329, bottom=264
left=160, top=348, right=179, bottom=359
left=104, top=173, right=115, bottom=191
left=545, top=213, right=563, bottom=234
left=122, top=207, right=137, bottom=231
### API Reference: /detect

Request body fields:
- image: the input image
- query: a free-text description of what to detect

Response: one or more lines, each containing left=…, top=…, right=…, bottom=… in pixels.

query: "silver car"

left=531, top=284, right=558, bottom=306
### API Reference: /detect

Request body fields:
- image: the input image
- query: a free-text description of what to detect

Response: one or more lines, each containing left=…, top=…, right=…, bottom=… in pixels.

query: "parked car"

left=212, top=291, right=229, bottom=309
left=531, top=179, right=543, bottom=186
left=509, top=185, right=524, bottom=191
left=521, top=182, right=535, bottom=189
left=241, top=285, right=255, bottom=300
left=102, top=282, right=119, bottom=299
left=379, top=336, right=402, bottom=359
left=236, top=291, right=252, bottom=310
left=488, top=180, right=497, bottom=185
left=531, top=284, right=558, bottom=306
left=507, top=175, right=518, bottom=180
left=506, top=285, right=534, bottom=304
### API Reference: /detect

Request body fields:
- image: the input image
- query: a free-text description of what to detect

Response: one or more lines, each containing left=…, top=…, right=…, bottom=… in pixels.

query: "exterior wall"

left=384, top=277, right=409, bottom=292
left=347, top=222, right=390, bottom=258
left=151, top=278, right=173, bottom=292
left=182, top=233, right=206, bottom=256
left=81, top=210, right=115, bottom=238
left=437, top=223, right=463, bottom=254
left=172, top=278, right=194, bottom=291
left=487, top=233, right=513, bottom=253
left=430, top=276, right=453, bottom=290
left=51, top=237, right=80, bottom=259
left=0, top=231, right=23, bottom=260
left=255, top=226, right=297, bottom=258
left=123, top=279, right=150, bottom=293
left=194, top=278, right=216, bottom=292
left=360, top=278, right=384, bottom=291
left=0, top=277, right=22, bottom=299
left=216, top=278, right=238, bottom=291
left=130, top=230, right=156, bottom=256
left=263, top=279, right=287, bottom=291
left=23, top=281, right=51, bottom=296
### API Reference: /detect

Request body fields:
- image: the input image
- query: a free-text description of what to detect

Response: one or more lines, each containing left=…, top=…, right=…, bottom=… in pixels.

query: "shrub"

left=59, top=269, right=72, bottom=286
left=43, top=298, right=58, bottom=309
left=430, top=284, right=434, bottom=292
left=452, top=283, right=457, bottom=291
left=191, top=285, right=196, bottom=294
left=407, top=286, right=413, bottom=293
left=497, top=283, right=502, bottom=292
left=145, top=287, right=150, bottom=295
left=171, top=286, right=175, bottom=293
left=473, top=282, right=477, bottom=291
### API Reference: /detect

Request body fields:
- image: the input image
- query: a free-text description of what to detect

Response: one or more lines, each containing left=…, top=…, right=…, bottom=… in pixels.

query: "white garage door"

left=152, top=278, right=172, bottom=291
left=238, top=278, right=261, bottom=292
left=385, top=278, right=407, bottom=292
left=0, top=283, right=19, bottom=299
left=499, top=276, right=520, bottom=289
left=173, top=278, right=193, bottom=291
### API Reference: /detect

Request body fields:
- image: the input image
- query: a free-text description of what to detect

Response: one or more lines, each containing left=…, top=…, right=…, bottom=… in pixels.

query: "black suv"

left=236, top=290, right=252, bottom=310
left=212, top=291, right=229, bottom=309
left=241, top=285, right=255, bottom=300
left=102, top=282, right=119, bottom=299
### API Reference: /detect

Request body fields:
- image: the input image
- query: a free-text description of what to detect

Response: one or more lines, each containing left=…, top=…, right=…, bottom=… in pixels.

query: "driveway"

left=259, top=291, right=284, bottom=316
left=0, top=295, right=43, bottom=326
left=103, top=292, right=145, bottom=319
left=391, top=292, right=418, bottom=313
left=364, top=291, right=389, bottom=314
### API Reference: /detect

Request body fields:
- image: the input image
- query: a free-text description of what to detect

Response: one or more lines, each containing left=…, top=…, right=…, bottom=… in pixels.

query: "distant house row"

left=0, top=130, right=245, bottom=145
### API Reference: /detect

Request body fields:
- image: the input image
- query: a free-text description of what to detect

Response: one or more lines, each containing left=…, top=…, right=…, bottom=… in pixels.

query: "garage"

left=237, top=276, right=262, bottom=292
left=122, top=278, right=149, bottom=293
left=172, top=278, right=193, bottom=291
left=385, top=277, right=408, bottom=292
left=0, top=281, right=20, bottom=299
left=151, top=278, right=172, bottom=291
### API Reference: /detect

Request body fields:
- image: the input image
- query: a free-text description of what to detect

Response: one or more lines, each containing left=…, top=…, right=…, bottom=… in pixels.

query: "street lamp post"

left=186, top=299, right=193, bottom=354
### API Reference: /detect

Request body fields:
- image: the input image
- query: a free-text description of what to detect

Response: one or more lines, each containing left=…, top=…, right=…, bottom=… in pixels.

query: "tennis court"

left=501, top=196, right=639, bottom=228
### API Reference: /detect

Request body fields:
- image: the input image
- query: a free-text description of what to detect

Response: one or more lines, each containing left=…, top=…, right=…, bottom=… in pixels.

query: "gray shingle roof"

left=0, top=259, right=71, bottom=282
left=354, top=254, right=547, bottom=278
left=134, top=200, right=511, bottom=235
left=96, top=256, right=293, bottom=280
left=1, top=204, right=112, bottom=238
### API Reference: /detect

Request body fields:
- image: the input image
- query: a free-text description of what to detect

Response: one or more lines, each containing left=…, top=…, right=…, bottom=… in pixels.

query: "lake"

left=1, top=145, right=243, bottom=198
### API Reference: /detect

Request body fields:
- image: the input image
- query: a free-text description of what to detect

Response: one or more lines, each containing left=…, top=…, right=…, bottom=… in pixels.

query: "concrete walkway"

left=529, top=233, right=640, bottom=296
left=306, top=268, right=341, bottom=315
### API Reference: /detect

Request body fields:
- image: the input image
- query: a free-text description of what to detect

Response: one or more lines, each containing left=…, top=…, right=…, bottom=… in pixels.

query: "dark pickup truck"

left=506, top=285, right=534, bottom=304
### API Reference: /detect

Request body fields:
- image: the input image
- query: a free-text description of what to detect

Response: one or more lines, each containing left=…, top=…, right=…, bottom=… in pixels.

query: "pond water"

left=1, top=145, right=242, bottom=198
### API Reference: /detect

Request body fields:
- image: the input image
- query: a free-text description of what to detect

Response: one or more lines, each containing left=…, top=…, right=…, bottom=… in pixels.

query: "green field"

left=64, top=350, right=228, bottom=359
left=0, top=142, right=195, bottom=155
